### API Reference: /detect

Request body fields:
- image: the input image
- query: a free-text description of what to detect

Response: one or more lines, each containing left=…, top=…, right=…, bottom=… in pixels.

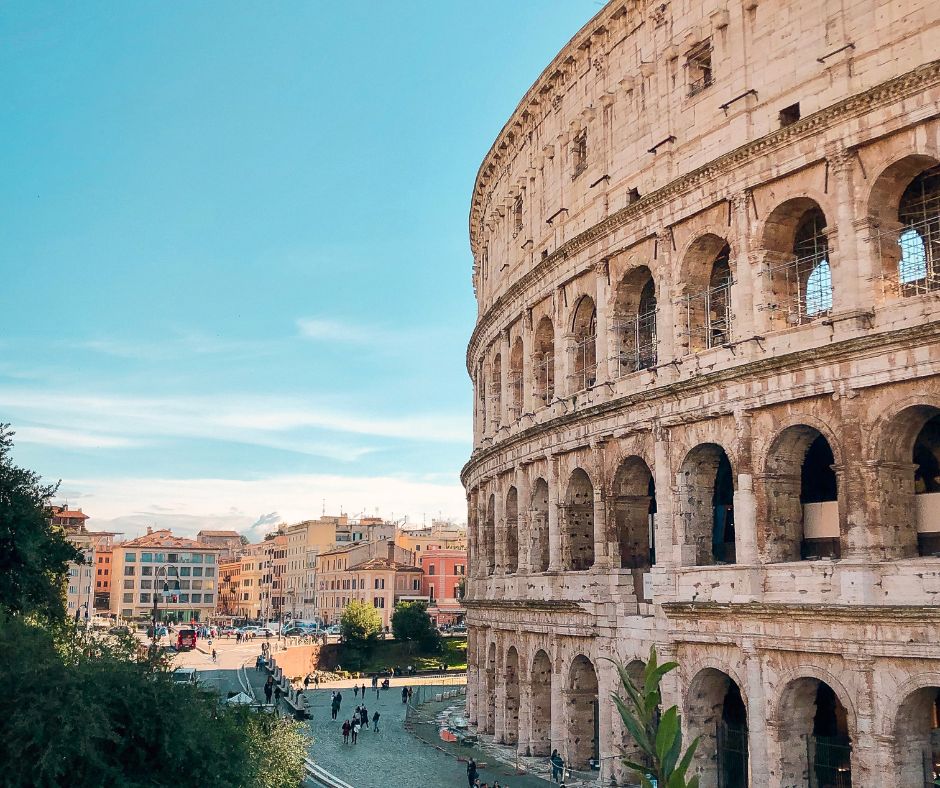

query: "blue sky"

left=0, top=1, right=600, bottom=539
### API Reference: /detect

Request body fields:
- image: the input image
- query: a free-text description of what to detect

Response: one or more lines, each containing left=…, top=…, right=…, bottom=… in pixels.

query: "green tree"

left=391, top=600, right=440, bottom=651
left=340, top=599, right=382, bottom=645
left=610, top=646, right=700, bottom=788
left=0, top=424, right=79, bottom=620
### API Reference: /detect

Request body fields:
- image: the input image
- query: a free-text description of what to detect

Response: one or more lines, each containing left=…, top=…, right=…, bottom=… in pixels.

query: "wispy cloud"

left=58, top=472, right=466, bottom=539
left=67, top=329, right=277, bottom=361
left=14, top=425, right=142, bottom=449
left=296, top=318, right=373, bottom=344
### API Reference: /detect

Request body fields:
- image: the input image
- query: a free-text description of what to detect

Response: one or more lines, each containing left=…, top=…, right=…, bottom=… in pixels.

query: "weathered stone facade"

left=461, top=1, right=940, bottom=785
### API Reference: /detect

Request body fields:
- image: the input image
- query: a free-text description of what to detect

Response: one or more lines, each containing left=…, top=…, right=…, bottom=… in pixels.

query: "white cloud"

left=296, top=318, right=373, bottom=343
left=14, top=426, right=142, bottom=449
left=62, top=472, right=467, bottom=539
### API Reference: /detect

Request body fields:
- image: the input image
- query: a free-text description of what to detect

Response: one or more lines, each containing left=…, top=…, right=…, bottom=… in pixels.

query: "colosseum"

left=460, top=1, right=940, bottom=786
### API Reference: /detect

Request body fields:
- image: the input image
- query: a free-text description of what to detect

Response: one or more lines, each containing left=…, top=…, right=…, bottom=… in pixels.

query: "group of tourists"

left=340, top=702, right=380, bottom=744
left=465, top=757, right=516, bottom=788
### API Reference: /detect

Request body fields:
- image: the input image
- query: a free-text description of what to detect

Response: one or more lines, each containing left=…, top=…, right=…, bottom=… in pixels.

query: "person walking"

left=360, top=705, right=369, bottom=730
left=466, top=757, right=479, bottom=788
left=372, top=710, right=380, bottom=732
left=263, top=679, right=273, bottom=706
left=354, top=683, right=359, bottom=698
left=342, top=720, right=351, bottom=744
left=351, top=719, right=360, bottom=745
left=401, top=686, right=409, bottom=704
left=211, top=648, right=217, bottom=663
left=550, top=750, right=564, bottom=782
left=304, top=675, right=310, bottom=690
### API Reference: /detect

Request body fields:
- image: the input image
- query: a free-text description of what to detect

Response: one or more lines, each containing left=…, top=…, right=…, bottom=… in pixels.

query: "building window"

left=779, top=103, right=801, bottom=127
left=141, top=566, right=152, bottom=576
left=412, top=579, right=420, bottom=591
left=191, top=594, right=201, bottom=603
left=139, top=593, right=150, bottom=603
left=192, top=567, right=203, bottom=577
left=204, top=594, right=214, bottom=603
left=125, top=552, right=136, bottom=562
left=687, top=40, right=714, bottom=97
left=513, top=195, right=523, bottom=237
left=571, top=130, right=587, bottom=179
left=123, top=593, right=133, bottom=603
left=179, top=594, right=189, bottom=603
left=429, top=566, right=435, bottom=576
left=456, top=564, right=465, bottom=575
left=123, top=579, right=133, bottom=590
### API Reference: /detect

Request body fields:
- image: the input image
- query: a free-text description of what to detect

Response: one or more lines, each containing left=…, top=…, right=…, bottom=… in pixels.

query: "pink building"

left=419, top=548, right=467, bottom=625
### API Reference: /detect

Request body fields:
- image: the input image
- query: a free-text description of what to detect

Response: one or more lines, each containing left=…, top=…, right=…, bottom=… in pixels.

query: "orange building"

left=419, top=548, right=467, bottom=625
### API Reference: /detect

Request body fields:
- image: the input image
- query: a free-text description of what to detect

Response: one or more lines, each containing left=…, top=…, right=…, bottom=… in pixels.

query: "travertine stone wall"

left=462, top=1, right=940, bottom=785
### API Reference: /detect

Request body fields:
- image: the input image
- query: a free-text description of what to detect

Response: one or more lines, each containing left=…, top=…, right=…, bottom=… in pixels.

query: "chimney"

left=146, top=526, right=153, bottom=535
left=387, top=540, right=394, bottom=561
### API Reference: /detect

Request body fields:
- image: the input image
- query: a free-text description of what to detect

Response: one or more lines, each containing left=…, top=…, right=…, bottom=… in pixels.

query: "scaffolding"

left=679, top=276, right=734, bottom=352
left=766, top=225, right=832, bottom=326
left=534, top=352, right=554, bottom=405
left=612, top=310, right=657, bottom=377
left=507, top=370, right=523, bottom=420
left=568, top=336, right=597, bottom=392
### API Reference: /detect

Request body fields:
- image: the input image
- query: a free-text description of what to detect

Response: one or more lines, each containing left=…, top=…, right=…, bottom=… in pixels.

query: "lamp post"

left=151, top=564, right=180, bottom=647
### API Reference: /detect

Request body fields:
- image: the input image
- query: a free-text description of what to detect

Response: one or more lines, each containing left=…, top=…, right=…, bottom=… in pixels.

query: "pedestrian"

left=550, top=749, right=564, bottom=782
left=372, top=710, right=380, bottom=732
left=354, top=683, right=359, bottom=698
left=304, top=675, right=310, bottom=690
left=211, top=648, right=217, bottom=663
left=314, top=673, right=320, bottom=689
left=360, top=705, right=368, bottom=729
left=263, top=681, right=273, bottom=705
left=375, top=684, right=380, bottom=700
left=342, top=720, right=351, bottom=744
left=407, top=687, right=413, bottom=701
left=401, top=686, right=409, bottom=704
left=351, top=720, right=360, bottom=744
left=274, top=684, right=282, bottom=705
left=466, top=757, right=479, bottom=788
left=336, top=690, right=342, bottom=709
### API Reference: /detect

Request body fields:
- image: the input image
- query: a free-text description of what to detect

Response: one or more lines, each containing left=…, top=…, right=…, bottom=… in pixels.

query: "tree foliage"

left=610, top=646, right=700, bottom=788
left=0, top=427, right=307, bottom=788
left=340, top=599, right=382, bottom=646
left=0, top=424, right=79, bottom=621
left=391, top=600, right=440, bottom=650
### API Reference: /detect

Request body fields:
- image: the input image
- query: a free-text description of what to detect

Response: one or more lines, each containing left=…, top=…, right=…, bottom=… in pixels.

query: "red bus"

left=177, top=629, right=197, bottom=651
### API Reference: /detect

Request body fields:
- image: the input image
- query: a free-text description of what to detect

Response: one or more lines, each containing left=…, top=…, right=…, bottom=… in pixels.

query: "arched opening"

left=869, top=157, right=940, bottom=297
left=681, top=236, right=734, bottom=353
left=484, top=494, right=496, bottom=576
left=504, top=647, right=521, bottom=745
left=509, top=337, right=524, bottom=419
left=764, top=426, right=840, bottom=562
left=894, top=685, right=940, bottom=786
left=679, top=444, right=736, bottom=565
left=570, top=295, right=597, bottom=391
left=530, top=478, right=550, bottom=572
left=764, top=199, right=832, bottom=326
left=563, top=469, right=595, bottom=571
left=489, top=353, right=502, bottom=429
left=612, top=266, right=657, bottom=376
left=530, top=650, right=553, bottom=756
left=612, top=456, right=656, bottom=598
left=505, top=486, right=519, bottom=574
left=777, top=677, right=852, bottom=788
left=687, top=669, right=748, bottom=788
left=534, top=317, right=555, bottom=406
left=566, top=655, right=599, bottom=771
left=878, top=405, right=940, bottom=557
left=484, top=642, right=497, bottom=734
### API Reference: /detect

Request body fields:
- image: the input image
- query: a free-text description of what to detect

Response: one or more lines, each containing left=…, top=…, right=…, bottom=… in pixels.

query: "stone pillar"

left=548, top=456, right=562, bottom=572
left=594, top=260, right=610, bottom=385
left=742, top=640, right=769, bottom=782
left=517, top=466, right=532, bottom=574
left=838, top=389, right=870, bottom=561
left=652, top=422, right=678, bottom=569
left=828, top=145, right=867, bottom=312
left=597, top=657, right=618, bottom=784
left=847, top=656, right=878, bottom=787
left=494, top=635, right=507, bottom=742
left=733, top=409, right=759, bottom=565
left=551, top=643, right=565, bottom=761
left=655, top=231, right=677, bottom=364
left=730, top=191, right=757, bottom=339
left=521, top=308, right=534, bottom=416
left=517, top=656, right=533, bottom=757
left=500, top=329, right=511, bottom=427
left=592, top=442, right=611, bottom=571
left=560, top=331, right=575, bottom=398
left=493, top=483, right=505, bottom=576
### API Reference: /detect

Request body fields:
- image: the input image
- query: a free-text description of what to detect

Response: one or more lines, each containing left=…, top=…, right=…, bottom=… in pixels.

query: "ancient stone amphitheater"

left=461, top=1, right=940, bottom=785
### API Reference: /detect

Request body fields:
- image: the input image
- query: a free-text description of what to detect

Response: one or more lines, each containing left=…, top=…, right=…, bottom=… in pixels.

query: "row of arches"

left=474, top=640, right=940, bottom=787
left=472, top=402, right=940, bottom=574
left=476, top=157, right=940, bottom=430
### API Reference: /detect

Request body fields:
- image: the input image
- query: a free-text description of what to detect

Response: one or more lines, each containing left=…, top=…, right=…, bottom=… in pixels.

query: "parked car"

left=172, top=667, right=198, bottom=685
left=326, top=624, right=341, bottom=635
left=258, top=627, right=275, bottom=637
left=109, top=625, right=130, bottom=636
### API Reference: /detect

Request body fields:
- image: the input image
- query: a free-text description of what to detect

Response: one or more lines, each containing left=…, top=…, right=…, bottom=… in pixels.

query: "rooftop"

left=350, top=557, right=422, bottom=572
left=120, top=528, right=218, bottom=550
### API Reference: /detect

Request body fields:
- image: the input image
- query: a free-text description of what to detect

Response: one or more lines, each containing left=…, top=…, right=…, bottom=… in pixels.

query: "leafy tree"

left=391, top=600, right=440, bottom=651
left=340, top=599, right=382, bottom=646
left=0, top=424, right=79, bottom=620
left=610, top=646, right=700, bottom=788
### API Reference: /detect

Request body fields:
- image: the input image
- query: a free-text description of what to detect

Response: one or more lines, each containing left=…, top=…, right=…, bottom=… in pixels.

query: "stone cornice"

left=463, top=598, right=587, bottom=614
left=467, top=59, right=940, bottom=373
left=461, top=320, right=940, bottom=485
left=661, top=601, right=940, bottom=623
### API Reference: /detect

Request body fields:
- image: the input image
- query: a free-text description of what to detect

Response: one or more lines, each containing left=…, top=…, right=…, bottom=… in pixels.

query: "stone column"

left=597, top=657, right=618, bottom=784
left=494, top=634, right=507, bottom=742
left=652, top=422, right=678, bottom=569
left=493, top=482, right=505, bottom=576
left=517, top=465, right=532, bottom=574
left=838, top=389, right=871, bottom=562
left=730, top=191, right=757, bottom=339
left=560, top=331, right=575, bottom=398
left=847, top=656, right=878, bottom=787
left=655, top=230, right=677, bottom=365
left=827, top=145, right=867, bottom=312
left=742, top=639, right=769, bottom=781
left=551, top=643, right=566, bottom=761
left=500, top=328, right=511, bottom=427
left=548, top=455, right=562, bottom=572
left=521, top=308, right=534, bottom=416
left=592, top=441, right=612, bottom=571
left=733, top=409, right=759, bottom=564
left=594, top=259, right=610, bottom=385
left=517, top=655, right=533, bottom=757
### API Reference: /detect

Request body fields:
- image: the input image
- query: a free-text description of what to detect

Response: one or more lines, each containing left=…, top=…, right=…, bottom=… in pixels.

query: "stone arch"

left=774, top=672, right=855, bottom=788
left=484, top=494, right=496, bottom=575
left=534, top=316, right=555, bottom=406
left=565, top=654, right=600, bottom=771
left=678, top=233, right=735, bottom=354
left=612, top=455, right=656, bottom=580
left=611, top=265, right=657, bottom=376
left=483, top=640, right=497, bottom=735
left=509, top=336, right=524, bottom=418
left=504, top=646, right=521, bottom=746
left=570, top=294, right=597, bottom=391
left=678, top=443, right=736, bottom=566
left=763, top=423, right=841, bottom=562
left=761, top=197, right=833, bottom=327
left=563, top=468, right=596, bottom=571
left=887, top=678, right=940, bottom=786
left=529, top=477, right=550, bottom=572
left=505, top=486, right=519, bottom=574
left=867, top=155, right=940, bottom=298
left=530, top=649, right=553, bottom=756
left=873, top=403, right=940, bottom=558
left=685, top=667, right=749, bottom=788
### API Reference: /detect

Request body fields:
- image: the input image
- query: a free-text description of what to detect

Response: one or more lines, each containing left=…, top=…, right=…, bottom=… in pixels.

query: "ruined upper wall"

left=468, top=0, right=940, bottom=313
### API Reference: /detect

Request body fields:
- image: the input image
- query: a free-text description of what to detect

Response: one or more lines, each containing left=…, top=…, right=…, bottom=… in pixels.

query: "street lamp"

left=151, top=565, right=180, bottom=646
